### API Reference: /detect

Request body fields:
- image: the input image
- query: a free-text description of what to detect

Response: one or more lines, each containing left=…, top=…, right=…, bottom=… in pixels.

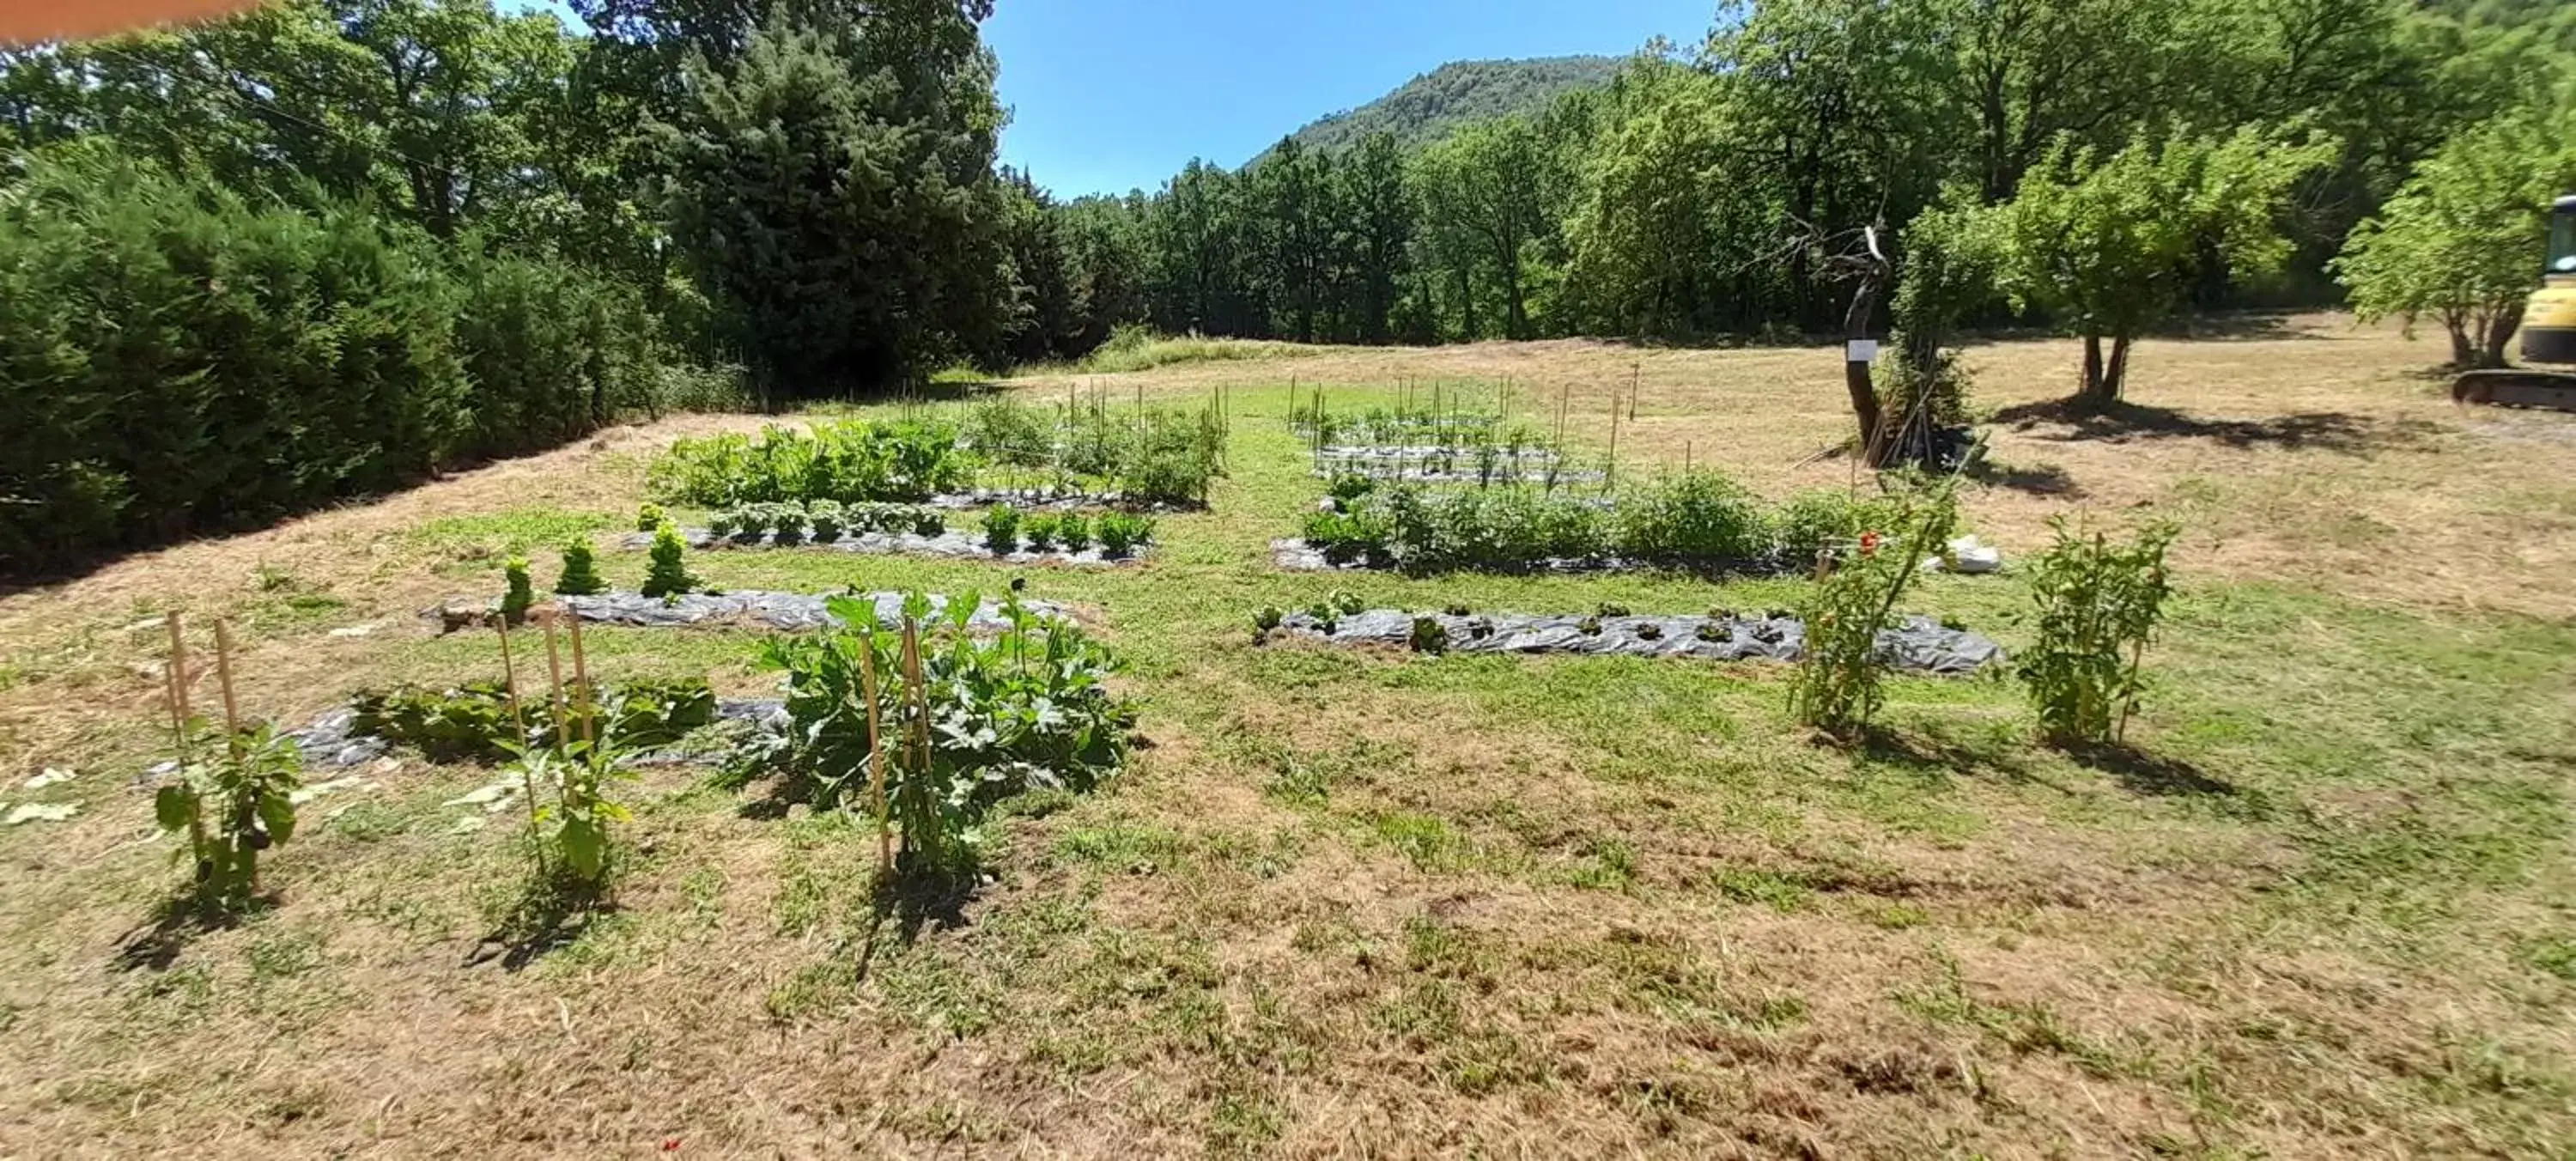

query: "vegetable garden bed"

left=1267, top=608, right=2002, bottom=673
left=620, top=526, right=1151, bottom=567
left=427, top=589, right=1066, bottom=635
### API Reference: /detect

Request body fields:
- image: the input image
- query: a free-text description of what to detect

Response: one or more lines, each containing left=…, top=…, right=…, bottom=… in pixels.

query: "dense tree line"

left=1007, top=0, right=2573, bottom=359
left=0, top=0, right=1022, bottom=574
left=3, top=0, right=2573, bottom=573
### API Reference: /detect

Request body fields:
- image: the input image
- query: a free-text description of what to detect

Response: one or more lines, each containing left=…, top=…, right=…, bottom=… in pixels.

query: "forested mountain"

left=1283, top=56, right=1620, bottom=155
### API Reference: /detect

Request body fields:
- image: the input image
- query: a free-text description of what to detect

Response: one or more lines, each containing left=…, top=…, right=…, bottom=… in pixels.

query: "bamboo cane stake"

left=539, top=611, right=570, bottom=757
left=163, top=611, right=192, bottom=753
left=566, top=607, right=596, bottom=749
left=496, top=617, right=547, bottom=868
left=211, top=619, right=243, bottom=759
left=860, top=634, right=891, bottom=879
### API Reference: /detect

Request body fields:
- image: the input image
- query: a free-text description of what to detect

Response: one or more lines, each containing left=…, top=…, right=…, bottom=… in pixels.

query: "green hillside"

left=1280, top=55, right=1620, bottom=155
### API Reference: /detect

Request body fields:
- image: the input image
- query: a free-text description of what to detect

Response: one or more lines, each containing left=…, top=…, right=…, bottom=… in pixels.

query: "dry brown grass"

left=1, top=312, right=2572, bottom=1158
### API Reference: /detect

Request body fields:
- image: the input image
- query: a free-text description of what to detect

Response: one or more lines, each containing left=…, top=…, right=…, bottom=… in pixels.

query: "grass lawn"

left=1, top=313, right=2573, bottom=1157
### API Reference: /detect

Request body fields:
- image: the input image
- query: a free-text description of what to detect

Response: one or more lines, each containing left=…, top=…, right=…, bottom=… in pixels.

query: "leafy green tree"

left=1340, top=132, right=1415, bottom=343
left=1416, top=119, right=1550, bottom=338
left=655, top=5, right=1010, bottom=391
left=2333, top=109, right=2576, bottom=368
left=1987, top=127, right=2336, bottom=405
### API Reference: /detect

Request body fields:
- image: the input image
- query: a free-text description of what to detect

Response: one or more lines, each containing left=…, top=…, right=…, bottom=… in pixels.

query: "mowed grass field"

left=3, top=313, right=2574, bottom=1157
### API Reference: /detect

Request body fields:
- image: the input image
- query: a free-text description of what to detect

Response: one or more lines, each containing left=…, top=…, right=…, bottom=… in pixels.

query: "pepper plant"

left=156, top=720, right=304, bottom=915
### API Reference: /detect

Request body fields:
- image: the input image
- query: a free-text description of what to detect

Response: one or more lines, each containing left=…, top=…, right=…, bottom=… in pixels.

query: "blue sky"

left=510, top=0, right=1715, bottom=199
left=987, top=0, right=1715, bottom=198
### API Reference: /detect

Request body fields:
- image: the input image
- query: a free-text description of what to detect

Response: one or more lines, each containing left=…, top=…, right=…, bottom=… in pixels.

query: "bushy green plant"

left=1096, top=512, right=1155, bottom=558
left=636, top=502, right=666, bottom=532
left=1410, top=616, right=1449, bottom=654
left=1058, top=512, right=1093, bottom=552
left=2019, top=520, right=2181, bottom=746
left=708, top=508, right=744, bottom=539
left=807, top=499, right=847, bottom=542
left=155, top=721, right=303, bottom=915
left=912, top=509, right=947, bottom=538
left=1613, top=473, right=1768, bottom=568
left=354, top=676, right=715, bottom=762
left=501, top=557, right=536, bottom=624
left=1327, top=470, right=1376, bottom=505
left=647, top=419, right=976, bottom=508
left=1024, top=513, right=1060, bottom=551
left=768, top=501, right=808, bottom=546
left=641, top=524, right=697, bottom=598
left=752, top=592, right=1136, bottom=874
left=983, top=504, right=1023, bottom=554
left=1789, top=483, right=1959, bottom=737
left=1771, top=489, right=1896, bottom=568
left=554, top=540, right=606, bottom=596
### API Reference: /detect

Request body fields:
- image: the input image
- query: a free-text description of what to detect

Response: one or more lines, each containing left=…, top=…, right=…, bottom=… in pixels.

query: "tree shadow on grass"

left=2063, top=742, right=2277, bottom=819
left=1850, top=722, right=2052, bottom=790
left=1965, top=457, right=2083, bottom=497
left=1992, top=399, right=2430, bottom=454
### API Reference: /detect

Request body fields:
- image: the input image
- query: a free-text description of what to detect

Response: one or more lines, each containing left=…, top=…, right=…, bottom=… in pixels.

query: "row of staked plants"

left=962, top=396, right=1230, bottom=506
left=732, top=590, right=1138, bottom=875
left=1304, top=471, right=1904, bottom=574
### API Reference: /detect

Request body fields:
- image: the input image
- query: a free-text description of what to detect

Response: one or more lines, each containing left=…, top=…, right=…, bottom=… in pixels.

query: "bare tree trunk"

left=1844, top=254, right=1886, bottom=464
left=2078, top=334, right=2108, bottom=406
left=2449, top=323, right=2479, bottom=369
left=2105, top=335, right=2132, bottom=402
left=2483, top=303, right=2525, bottom=368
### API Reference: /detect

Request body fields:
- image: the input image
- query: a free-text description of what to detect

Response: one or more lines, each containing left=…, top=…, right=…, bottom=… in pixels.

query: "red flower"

left=1859, top=532, right=1881, bottom=556
left=662, top=1138, right=682, bottom=1152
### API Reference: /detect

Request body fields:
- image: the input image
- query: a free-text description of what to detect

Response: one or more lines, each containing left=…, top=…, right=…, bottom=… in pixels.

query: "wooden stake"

left=539, top=611, right=570, bottom=756
left=565, top=607, right=596, bottom=748
left=1607, top=393, right=1621, bottom=492
left=860, top=632, right=891, bottom=878
left=211, top=618, right=243, bottom=758
left=162, top=611, right=192, bottom=752
left=898, top=617, right=933, bottom=862
left=496, top=617, right=531, bottom=744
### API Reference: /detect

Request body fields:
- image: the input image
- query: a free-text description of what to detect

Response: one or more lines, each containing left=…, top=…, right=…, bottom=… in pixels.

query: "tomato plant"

left=156, top=720, right=302, bottom=915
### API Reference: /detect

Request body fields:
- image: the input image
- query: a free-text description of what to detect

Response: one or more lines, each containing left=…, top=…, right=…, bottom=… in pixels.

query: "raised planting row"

left=1313, top=446, right=1601, bottom=488
left=648, top=401, right=1226, bottom=512
left=623, top=501, right=1157, bottom=565
left=1291, top=473, right=1917, bottom=575
left=428, top=589, right=1068, bottom=635
left=1255, top=602, right=2002, bottom=673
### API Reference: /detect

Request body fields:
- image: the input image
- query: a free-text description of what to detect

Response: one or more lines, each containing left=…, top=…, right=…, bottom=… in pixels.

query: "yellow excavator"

left=2454, top=195, right=2576, bottom=410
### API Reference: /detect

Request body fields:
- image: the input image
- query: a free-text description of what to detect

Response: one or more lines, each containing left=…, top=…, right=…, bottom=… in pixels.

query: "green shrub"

left=1613, top=473, right=1768, bottom=568
left=768, top=501, right=808, bottom=546
left=641, top=525, right=697, bottom=598
left=1058, top=513, right=1093, bottom=553
left=636, top=502, right=666, bottom=532
left=2020, top=520, right=2181, bottom=746
left=1024, top=513, right=1060, bottom=552
left=912, top=508, right=947, bottom=538
left=554, top=540, right=607, bottom=596
left=983, top=504, right=1024, bottom=553
left=0, top=153, right=660, bottom=576
left=708, top=509, right=744, bottom=539
left=501, top=557, right=536, bottom=624
left=647, top=419, right=975, bottom=508
left=1772, top=489, right=1896, bottom=567
left=806, top=499, right=846, bottom=542
left=1097, top=512, right=1155, bottom=558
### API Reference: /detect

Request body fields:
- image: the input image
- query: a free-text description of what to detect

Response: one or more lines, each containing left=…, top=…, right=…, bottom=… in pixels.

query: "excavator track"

left=2452, top=368, right=2576, bottom=412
